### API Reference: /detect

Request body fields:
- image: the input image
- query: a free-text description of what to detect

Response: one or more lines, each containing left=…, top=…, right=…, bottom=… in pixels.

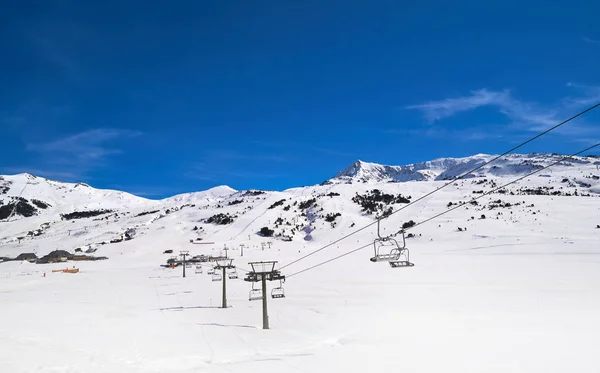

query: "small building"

left=37, top=250, right=71, bottom=264
left=15, top=253, right=38, bottom=262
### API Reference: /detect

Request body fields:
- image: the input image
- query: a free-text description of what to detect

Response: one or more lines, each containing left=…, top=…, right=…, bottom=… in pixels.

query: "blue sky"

left=1, top=0, right=599, bottom=198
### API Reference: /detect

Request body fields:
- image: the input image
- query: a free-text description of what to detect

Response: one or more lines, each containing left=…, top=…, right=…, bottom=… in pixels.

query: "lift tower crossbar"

left=243, top=261, right=285, bottom=329
left=214, top=259, right=236, bottom=308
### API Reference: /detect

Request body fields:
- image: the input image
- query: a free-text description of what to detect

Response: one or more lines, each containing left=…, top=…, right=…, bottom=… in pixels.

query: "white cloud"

left=27, top=129, right=141, bottom=161
left=583, top=37, right=600, bottom=44
left=405, top=89, right=512, bottom=123
left=406, top=86, right=600, bottom=139
left=13, top=128, right=142, bottom=180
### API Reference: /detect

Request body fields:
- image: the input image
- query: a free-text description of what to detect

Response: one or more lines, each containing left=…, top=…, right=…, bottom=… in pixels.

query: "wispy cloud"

left=405, top=88, right=558, bottom=127
left=14, top=128, right=142, bottom=180
left=26, top=129, right=141, bottom=161
left=405, top=89, right=512, bottom=123
left=2, top=116, right=27, bottom=127
left=583, top=37, right=600, bottom=44
left=406, top=85, right=600, bottom=140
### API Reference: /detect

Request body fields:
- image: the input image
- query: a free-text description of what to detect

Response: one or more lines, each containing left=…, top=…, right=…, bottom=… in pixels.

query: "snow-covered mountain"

left=327, top=153, right=600, bottom=184
left=163, top=186, right=238, bottom=204
left=0, top=173, right=155, bottom=220
left=2, top=152, right=600, bottom=372
left=2, top=153, right=600, bottom=226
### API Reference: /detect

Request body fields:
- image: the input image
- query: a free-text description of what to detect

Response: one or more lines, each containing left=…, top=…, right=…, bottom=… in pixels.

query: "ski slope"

left=1, top=154, right=600, bottom=372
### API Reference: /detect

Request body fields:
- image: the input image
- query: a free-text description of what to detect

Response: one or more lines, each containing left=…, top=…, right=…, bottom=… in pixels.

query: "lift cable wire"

left=279, top=102, right=600, bottom=271
left=5, top=177, right=32, bottom=222
left=285, top=141, right=600, bottom=279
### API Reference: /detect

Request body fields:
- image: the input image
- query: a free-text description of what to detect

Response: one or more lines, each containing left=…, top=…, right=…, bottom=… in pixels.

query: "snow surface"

left=1, top=154, right=600, bottom=372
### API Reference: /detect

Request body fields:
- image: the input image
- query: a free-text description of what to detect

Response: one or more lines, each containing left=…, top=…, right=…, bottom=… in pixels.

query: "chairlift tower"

left=243, top=261, right=285, bottom=329
left=214, top=259, right=236, bottom=308
left=180, top=250, right=190, bottom=277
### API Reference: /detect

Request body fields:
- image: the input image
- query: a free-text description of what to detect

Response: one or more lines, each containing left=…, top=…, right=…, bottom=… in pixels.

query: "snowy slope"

left=0, top=173, right=156, bottom=216
left=163, top=185, right=238, bottom=204
left=328, top=153, right=600, bottom=184
left=1, top=153, right=600, bottom=372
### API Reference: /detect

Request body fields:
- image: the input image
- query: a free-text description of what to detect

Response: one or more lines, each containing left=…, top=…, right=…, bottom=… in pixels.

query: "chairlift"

left=271, top=279, right=285, bottom=299
left=228, top=268, right=238, bottom=279
left=195, top=265, right=203, bottom=274
left=207, top=266, right=215, bottom=275
left=249, top=283, right=262, bottom=301
left=370, top=219, right=414, bottom=267
left=212, top=272, right=222, bottom=282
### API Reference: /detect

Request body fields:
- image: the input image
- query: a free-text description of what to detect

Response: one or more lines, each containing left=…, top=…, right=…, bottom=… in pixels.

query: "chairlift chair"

left=370, top=219, right=414, bottom=267
left=195, top=265, right=203, bottom=274
left=249, top=283, right=262, bottom=301
left=228, top=268, right=238, bottom=279
left=207, top=266, right=215, bottom=275
left=271, top=279, right=285, bottom=299
left=212, top=272, right=222, bottom=282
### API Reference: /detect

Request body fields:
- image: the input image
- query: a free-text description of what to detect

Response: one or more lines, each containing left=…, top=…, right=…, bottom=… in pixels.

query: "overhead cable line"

left=286, top=141, right=600, bottom=279
left=279, top=102, right=600, bottom=270
left=404, top=142, right=600, bottom=232
left=5, top=177, right=31, bottom=222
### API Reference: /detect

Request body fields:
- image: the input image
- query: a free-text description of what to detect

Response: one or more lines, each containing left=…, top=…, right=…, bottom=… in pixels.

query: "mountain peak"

left=327, top=153, right=599, bottom=184
left=162, top=185, right=237, bottom=203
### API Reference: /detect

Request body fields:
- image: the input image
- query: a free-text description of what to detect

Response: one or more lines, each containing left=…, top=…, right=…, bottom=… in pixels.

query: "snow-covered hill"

left=328, top=153, right=600, bottom=184
left=1, top=152, right=600, bottom=373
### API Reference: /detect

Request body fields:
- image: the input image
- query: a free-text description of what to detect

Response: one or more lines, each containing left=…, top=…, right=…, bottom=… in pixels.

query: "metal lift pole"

left=215, top=259, right=234, bottom=309
left=222, top=266, right=227, bottom=308
left=261, top=274, right=269, bottom=329
left=244, top=261, right=284, bottom=330
left=180, top=251, right=189, bottom=278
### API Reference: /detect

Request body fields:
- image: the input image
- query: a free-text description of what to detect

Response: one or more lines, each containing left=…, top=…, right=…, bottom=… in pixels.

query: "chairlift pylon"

left=370, top=219, right=414, bottom=267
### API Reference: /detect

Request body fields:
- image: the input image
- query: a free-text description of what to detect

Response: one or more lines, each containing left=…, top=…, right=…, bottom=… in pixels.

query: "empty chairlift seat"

left=212, top=272, right=222, bottom=282
left=271, top=287, right=285, bottom=299
left=370, top=220, right=414, bottom=268
left=271, top=279, right=285, bottom=299
left=249, top=283, right=262, bottom=301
